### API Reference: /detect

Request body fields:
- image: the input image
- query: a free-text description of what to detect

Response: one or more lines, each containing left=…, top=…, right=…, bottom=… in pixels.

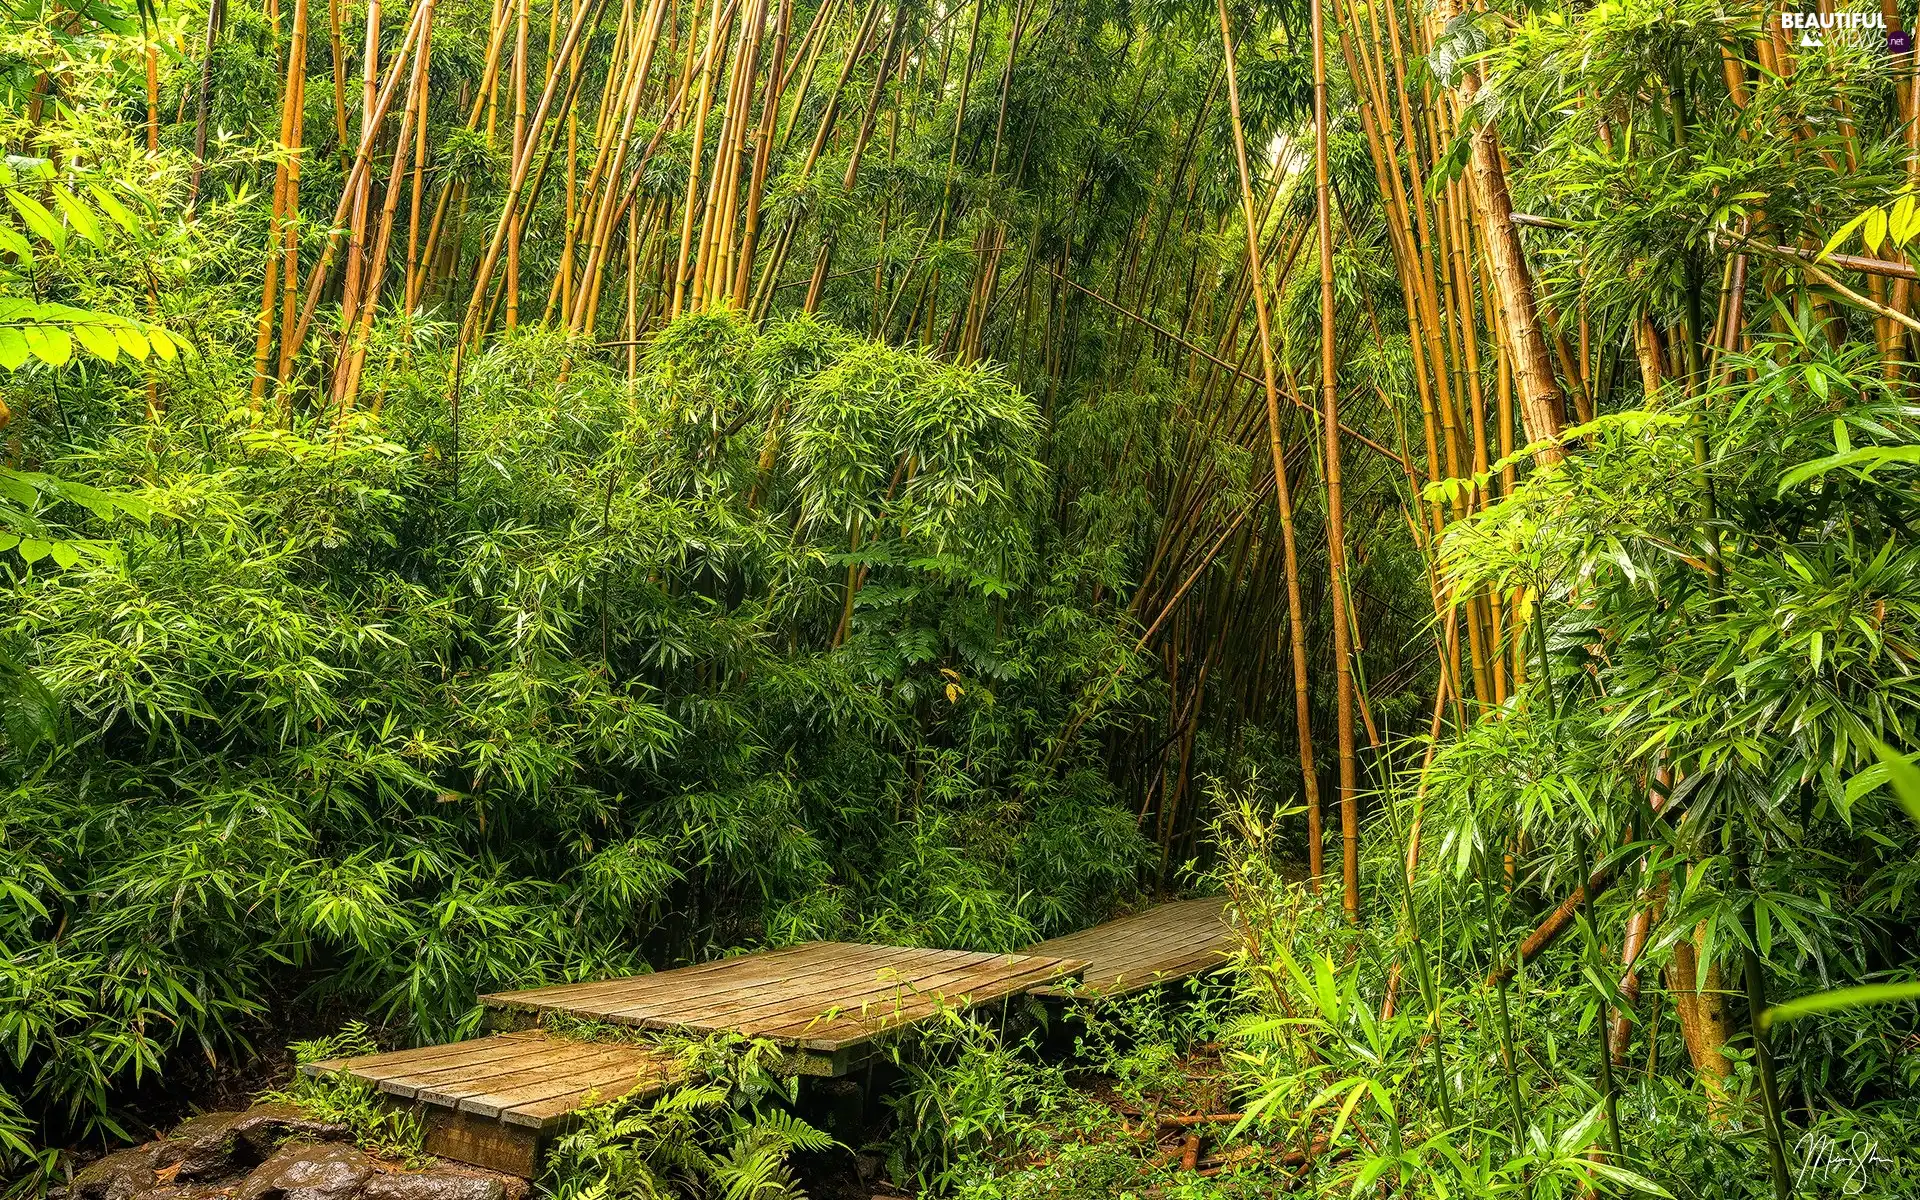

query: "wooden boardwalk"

left=1026, top=896, right=1235, bottom=999
left=483, top=942, right=1083, bottom=1073
left=301, top=1030, right=680, bottom=1175
left=305, top=899, right=1232, bottom=1175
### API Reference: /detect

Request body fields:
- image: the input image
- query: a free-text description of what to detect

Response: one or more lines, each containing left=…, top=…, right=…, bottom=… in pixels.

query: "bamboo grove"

left=7, top=0, right=1920, bottom=1192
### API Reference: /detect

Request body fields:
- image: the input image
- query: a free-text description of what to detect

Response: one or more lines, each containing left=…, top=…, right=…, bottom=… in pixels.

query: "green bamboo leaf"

left=1762, top=981, right=1920, bottom=1029
left=1581, top=1160, right=1676, bottom=1198
left=0, top=224, right=33, bottom=265
left=87, top=182, right=140, bottom=233
left=1327, top=1079, right=1367, bottom=1146
left=1778, top=445, right=1920, bottom=494
left=9, top=190, right=65, bottom=250
left=51, top=185, right=102, bottom=244
left=1895, top=193, right=1918, bottom=243
left=1869, top=739, right=1920, bottom=826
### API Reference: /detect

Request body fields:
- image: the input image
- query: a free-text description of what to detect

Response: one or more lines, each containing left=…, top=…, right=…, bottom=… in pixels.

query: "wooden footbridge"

left=305, top=897, right=1234, bottom=1175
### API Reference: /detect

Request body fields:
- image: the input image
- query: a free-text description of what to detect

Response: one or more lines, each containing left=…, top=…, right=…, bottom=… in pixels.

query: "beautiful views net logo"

left=1779, top=9, right=1910, bottom=52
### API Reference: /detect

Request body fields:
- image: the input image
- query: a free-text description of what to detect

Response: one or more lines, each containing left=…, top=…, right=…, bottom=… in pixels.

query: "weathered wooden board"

left=481, top=942, right=1086, bottom=1070
left=1024, top=896, right=1235, bottom=999
left=302, top=1031, right=682, bottom=1174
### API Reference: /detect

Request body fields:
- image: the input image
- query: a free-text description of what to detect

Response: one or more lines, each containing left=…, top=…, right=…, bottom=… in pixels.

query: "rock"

left=361, top=1173, right=505, bottom=1200
left=69, top=1145, right=163, bottom=1200
left=236, top=1144, right=375, bottom=1200
left=229, top=1105, right=353, bottom=1162
left=156, top=1106, right=351, bottom=1182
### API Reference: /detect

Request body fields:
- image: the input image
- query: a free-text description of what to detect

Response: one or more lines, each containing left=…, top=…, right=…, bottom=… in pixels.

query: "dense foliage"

left=7, top=0, right=1920, bottom=1194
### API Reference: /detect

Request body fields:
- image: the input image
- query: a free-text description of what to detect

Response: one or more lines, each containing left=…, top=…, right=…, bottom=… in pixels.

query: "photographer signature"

left=1794, top=1130, right=1891, bottom=1195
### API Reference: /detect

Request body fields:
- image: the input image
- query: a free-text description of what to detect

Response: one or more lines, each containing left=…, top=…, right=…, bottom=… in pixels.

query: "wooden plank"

left=301, top=1031, right=544, bottom=1078
left=501, top=1061, right=679, bottom=1128
left=795, top=957, right=1082, bottom=1037
left=618, top=946, right=980, bottom=1028
left=595, top=945, right=945, bottom=1023
left=454, top=1053, right=677, bottom=1120
left=679, top=951, right=1048, bottom=1039
left=1026, top=898, right=1234, bottom=998
left=483, top=943, right=868, bottom=1020
left=768, top=956, right=1087, bottom=1049
left=421, top=1106, right=541, bottom=1177
left=416, top=1045, right=645, bottom=1109
left=361, top=1040, right=572, bottom=1100
left=480, top=944, right=820, bottom=1011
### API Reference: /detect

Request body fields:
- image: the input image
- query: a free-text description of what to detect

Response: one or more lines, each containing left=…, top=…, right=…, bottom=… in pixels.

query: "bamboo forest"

left=8, top=0, right=1920, bottom=1193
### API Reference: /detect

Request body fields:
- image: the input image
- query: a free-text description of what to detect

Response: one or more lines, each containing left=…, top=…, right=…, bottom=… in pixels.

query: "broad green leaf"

left=113, top=324, right=150, bottom=360
left=0, top=327, right=27, bottom=370
left=22, top=325, right=71, bottom=366
left=71, top=321, right=120, bottom=363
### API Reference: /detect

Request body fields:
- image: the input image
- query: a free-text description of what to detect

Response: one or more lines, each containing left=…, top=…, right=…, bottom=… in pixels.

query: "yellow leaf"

left=1894, top=194, right=1918, bottom=245
left=1820, top=209, right=1874, bottom=260
left=71, top=322, right=119, bottom=363
left=113, top=324, right=150, bottom=360
left=1865, top=207, right=1888, bottom=254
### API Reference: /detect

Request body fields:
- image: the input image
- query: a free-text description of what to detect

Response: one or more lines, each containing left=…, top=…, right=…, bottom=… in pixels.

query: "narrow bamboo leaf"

left=51, top=185, right=102, bottom=244
left=1820, top=209, right=1874, bottom=259
left=87, top=183, right=140, bottom=233
left=9, top=190, right=65, bottom=249
left=0, top=224, right=33, bottom=265
left=1763, top=981, right=1920, bottom=1029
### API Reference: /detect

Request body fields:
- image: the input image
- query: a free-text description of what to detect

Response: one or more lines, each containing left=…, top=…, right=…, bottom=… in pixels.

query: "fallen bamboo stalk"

left=1510, top=212, right=1920, bottom=282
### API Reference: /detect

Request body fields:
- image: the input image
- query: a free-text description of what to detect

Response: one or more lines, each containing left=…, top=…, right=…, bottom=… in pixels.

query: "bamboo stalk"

left=1217, top=0, right=1323, bottom=890
left=1310, top=0, right=1360, bottom=921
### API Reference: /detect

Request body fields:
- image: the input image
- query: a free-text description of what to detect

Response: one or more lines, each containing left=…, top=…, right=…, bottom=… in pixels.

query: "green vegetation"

left=268, top=1025, right=430, bottom=1162
left=6, top=0, right=1920, bottom=1195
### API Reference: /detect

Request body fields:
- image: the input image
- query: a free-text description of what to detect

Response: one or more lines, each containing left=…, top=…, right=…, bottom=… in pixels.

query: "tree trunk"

left=1433, top=0, right=1563, bottom=460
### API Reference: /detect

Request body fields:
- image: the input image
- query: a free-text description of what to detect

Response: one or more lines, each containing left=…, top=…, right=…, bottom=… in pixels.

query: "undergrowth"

left=542, top=1036, right=832, bottom=1200
left=261, top=1024, right=428, bottom=1164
